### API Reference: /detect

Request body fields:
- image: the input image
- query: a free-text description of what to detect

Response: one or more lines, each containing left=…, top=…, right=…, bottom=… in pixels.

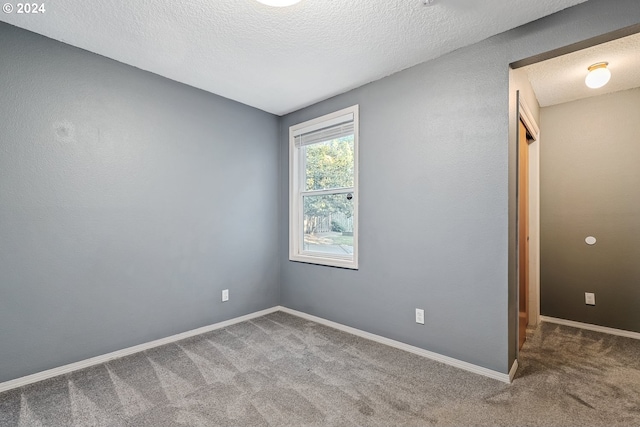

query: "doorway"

left=518, top=120, right=529, bottom=349
left=517, top=96, right=539, bottom=350
left=511, top=24, right=640, bottom=363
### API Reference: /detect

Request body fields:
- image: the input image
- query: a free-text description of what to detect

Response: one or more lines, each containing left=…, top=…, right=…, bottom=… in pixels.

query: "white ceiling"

left=1, top=0, right=586, bottom=115
left=522, top=32, right=640, bottom=107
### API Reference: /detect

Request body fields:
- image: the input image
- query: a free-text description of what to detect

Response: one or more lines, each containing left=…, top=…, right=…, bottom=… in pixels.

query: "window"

left=289, top=105, right=359, bottom=269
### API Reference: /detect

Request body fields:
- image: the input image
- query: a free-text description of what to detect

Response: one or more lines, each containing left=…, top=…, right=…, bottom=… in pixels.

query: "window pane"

left=303, top=193, right=354, bottom=255
left=304, top=136, right=354, bottom=191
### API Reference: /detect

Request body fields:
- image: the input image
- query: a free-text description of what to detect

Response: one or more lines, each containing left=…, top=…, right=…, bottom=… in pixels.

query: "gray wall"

left=280, top=0, right=640, bottom=373
left=540, top=88, right=640, bottom=332
left=0, top=23, right=280, bottom=383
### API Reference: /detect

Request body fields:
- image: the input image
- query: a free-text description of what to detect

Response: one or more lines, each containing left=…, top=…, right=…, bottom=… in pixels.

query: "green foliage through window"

left=305, top=136, right=354, bottom=191
left=303, top=136, right=354, bottom=235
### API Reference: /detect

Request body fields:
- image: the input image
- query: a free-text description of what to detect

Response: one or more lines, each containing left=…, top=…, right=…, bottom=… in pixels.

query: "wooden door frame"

left=516, top=94, right=540, bottom=358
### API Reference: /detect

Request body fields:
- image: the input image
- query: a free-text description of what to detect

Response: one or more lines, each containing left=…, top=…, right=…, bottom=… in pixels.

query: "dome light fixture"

left=255, top=0, right=301, bottom=6
left=585, top=62, right=611, bottom=89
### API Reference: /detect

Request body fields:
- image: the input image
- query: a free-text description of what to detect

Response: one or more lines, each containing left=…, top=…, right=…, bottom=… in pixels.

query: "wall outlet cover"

left=415, top=308, right=425, bottom=324
left=222, top=289, right=229, bottom=302
left=585, top=292, right=595, bottom=305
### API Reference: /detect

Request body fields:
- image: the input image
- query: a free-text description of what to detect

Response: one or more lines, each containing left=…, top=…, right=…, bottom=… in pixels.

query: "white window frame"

left=289, top=105, right=359, bottom=269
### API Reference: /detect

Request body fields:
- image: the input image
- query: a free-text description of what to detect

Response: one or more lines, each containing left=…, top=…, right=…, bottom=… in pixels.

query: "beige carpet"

left=1, top=311, right=639, bottom=426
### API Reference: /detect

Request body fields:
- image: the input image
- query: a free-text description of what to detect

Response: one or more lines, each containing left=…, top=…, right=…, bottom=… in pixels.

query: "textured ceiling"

left=522, top=32, right=640, bottom=107
left=1, top=0, right=586, bottom=115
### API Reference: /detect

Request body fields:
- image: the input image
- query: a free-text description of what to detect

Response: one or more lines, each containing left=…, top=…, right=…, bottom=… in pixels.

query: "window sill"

left=289, top=253, right=358, bottom=270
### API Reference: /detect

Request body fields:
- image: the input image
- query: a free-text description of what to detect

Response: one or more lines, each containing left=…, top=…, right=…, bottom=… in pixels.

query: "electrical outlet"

left=222, top=289, right=229, bottom=302
left=415, top=308, right=425, bottom=325
left=585, top=292, right=595, bottom=306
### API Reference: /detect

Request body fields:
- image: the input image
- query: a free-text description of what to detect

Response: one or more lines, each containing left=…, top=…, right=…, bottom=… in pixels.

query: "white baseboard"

left=540, top=316, right=640, bottom=340
left=278, top=306, right=512, bottom=384
left=509, top=359, right=519, bottom=382
left=1, top=305, right=515, bottom=393
left=0, top=306, right=280, bottom=393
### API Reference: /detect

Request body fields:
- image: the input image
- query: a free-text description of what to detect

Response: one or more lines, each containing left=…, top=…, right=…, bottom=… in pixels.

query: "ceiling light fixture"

left=585, top=62, right=611, bottom=89
left=255, top=0, right=301, bottom=7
